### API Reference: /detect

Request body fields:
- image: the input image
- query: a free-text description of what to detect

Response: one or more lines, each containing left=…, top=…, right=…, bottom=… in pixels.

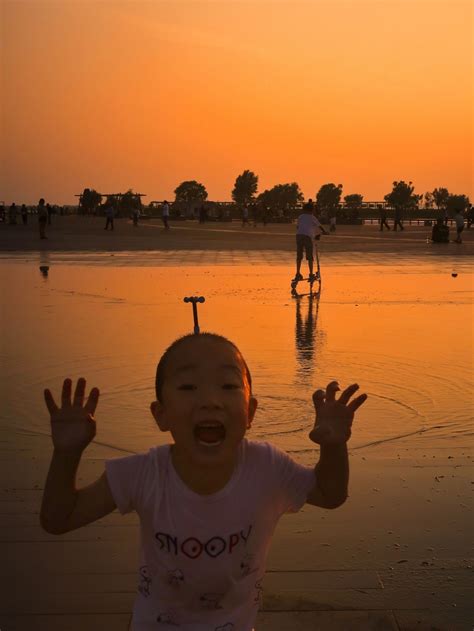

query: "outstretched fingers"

left=73, top=377, right=86, bottom=407
left=84, top=387, right=100, bottom=416
left=312, top=389, right=325, bottom=411
left=44, top=389, right=58, bottom=416
left=347, top=393, right=368, bottom=413
left=325, top=380, right=340, bottom=402
left=338, top=383, right=360, bottom=405
left=61, top=378, right=72, bottom=408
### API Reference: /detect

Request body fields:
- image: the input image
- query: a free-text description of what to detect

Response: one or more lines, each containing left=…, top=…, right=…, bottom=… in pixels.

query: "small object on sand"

left=451, top=272, right=458, bottom=277
left=39, top=265, right=49, bottom=277
left=183, top=296, right=205, bottom=334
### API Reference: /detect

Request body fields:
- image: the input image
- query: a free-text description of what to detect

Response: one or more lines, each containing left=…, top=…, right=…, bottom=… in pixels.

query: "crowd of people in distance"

left=1, top=198, right=473, bottom=244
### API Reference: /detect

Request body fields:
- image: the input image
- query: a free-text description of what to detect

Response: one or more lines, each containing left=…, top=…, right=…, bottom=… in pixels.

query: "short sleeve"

left=258, top=442, right=316, bottom=516
left=105, top=449, right=158, bottom=515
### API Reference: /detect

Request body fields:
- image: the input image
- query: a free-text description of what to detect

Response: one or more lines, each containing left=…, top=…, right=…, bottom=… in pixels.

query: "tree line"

left=79, top=174, right=470, bottom=219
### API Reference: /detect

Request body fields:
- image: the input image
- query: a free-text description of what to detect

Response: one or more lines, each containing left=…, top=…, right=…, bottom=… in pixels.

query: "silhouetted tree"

left=384, top=181, right=421, bottom=213
left=120, top=189, right=142, bottom=215
left=343, top=193, right=363, bottom=220
left=316, top=183, right=343, bottom=215
left=431, top=188, right=450, bottom=212
left=446, top=194, right=470, bottom=214
left=423, top=192, right=434, bottom=209
left=257, top=182, right=303, bottom=216
left=232, top=170, right=258, bottom=206
left=174, top=181, right=208, bottom=205
left=80, top=188, right=102, bottom=215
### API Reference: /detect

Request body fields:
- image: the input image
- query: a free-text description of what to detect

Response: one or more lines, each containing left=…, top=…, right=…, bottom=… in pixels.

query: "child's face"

left=151, top=337, right=257, bottom=468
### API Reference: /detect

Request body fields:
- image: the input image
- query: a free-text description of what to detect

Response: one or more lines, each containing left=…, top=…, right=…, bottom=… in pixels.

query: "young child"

left=293, top=204, right=328, bottom=282
left=41, top=333, right=367, bottom=630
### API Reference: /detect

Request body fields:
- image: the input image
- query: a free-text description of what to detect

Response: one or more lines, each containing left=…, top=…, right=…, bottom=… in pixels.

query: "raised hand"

left=309, top=381, right=367, bottom=445
left=44, top=378, right=99, bottom=453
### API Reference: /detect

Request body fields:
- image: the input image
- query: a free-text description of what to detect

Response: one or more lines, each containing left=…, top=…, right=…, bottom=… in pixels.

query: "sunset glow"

left=2, top=0, right=472, bottom=204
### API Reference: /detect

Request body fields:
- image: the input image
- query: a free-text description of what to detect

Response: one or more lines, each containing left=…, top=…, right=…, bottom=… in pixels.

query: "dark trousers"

left=380, top=218, right=390, bottom=230
left=393, top=218, right=404, bottom=231
left=162, top=216, right=169, bottom=229
left=105, top=218, right=114, bottom=230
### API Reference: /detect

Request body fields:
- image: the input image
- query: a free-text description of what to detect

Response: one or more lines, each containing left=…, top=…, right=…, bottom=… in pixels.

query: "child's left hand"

left=309, top=381, right=367, bottom=445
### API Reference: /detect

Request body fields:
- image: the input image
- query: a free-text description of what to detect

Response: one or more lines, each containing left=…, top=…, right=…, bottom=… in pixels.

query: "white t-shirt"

left=162, top=203, right=170, bottom=217
left=296, top=213, right=322, bottom=238
left=106, top=439, right=315, bottom=631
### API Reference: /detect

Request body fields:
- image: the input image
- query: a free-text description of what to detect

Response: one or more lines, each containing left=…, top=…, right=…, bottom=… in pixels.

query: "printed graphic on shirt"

left=154, top=525, right=253, bottom=559
left=138, top=565, right=152, bottom=597
left=199, top=592, right=225, bottom=610
left=254, top=577, right=264, bottom=604
left=240, top=552, right=258, bottom=577
left=156, top=610, right=180, bottom=626
left=167, top=568, right=185, bottom=588
left=215, top=624, right=234, bottom=631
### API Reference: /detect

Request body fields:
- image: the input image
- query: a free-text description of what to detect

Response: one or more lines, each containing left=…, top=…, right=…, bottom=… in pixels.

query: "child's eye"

left=222, top=383, right=240, bottom=390
left=178, top=384, right=196, bottom=391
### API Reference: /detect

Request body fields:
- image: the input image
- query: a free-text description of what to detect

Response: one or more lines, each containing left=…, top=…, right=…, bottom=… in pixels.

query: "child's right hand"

left=44, top=378, right=99, bottom=453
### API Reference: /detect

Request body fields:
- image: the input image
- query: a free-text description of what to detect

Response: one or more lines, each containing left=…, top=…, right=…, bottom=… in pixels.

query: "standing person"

left=329, top=213, right=337, bottom=232
left=38, top=198, right=48, bottom=239
left=241, top=204, right=249, bottom=228
left=40, top=333, right=367, bottom=630
left=132, top=207, right=140, bottom=227
left=393, top=207, right=404, bottom=231
left=251, top=203, right=258, bottom=227
left=8, top=203, right=17, bottom=225
left=454, top=208, right=465, bottom=244
left=262, top=203, right=269, bottom=226
left=104, top=205, right=114, bottom=231
left=21, top=204, right=28, bottom=225
left=379, top=206, right=390, bottom=231
left=443, top=207, right=449, bottom=226
left=293, top=204, right=328, bottom=282
left=162, top=200, right=170, bottom=230
left=466, top=205, right=474, bottom=229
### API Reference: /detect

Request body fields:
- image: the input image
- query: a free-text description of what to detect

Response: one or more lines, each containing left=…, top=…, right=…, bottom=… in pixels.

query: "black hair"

left=155, top=332, right=252, bottom=402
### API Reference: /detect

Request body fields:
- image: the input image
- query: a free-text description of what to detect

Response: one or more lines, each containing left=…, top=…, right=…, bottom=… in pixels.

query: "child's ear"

left=150, top=400, right=170, bottom=432
left=247, top=397, right=258, bottom=429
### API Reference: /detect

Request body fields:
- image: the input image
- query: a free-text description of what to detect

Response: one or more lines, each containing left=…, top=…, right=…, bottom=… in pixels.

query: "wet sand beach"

left=1, top=217, right=473, bottom=630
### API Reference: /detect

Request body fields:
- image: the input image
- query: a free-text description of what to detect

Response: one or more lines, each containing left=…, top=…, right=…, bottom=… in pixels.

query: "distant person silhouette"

left=46, top=203, right=53, bottom=225
left=467, top=205, right=474, bottom=229
left=454, top=209, right=465, bottom=244
left=21, top=204, right=28, bottom=225
left=241, top=204, right=249, bottom=227
left=293, top=202, right=328, bottom=282
left=8, top=203, right=17, bottom=225
left=104, top=205, right=114, bottom=231
left=431, top=218, right=449, bottom=243
left=38, top=198, right=48, bottom=239
left=393, top=207, right=404, bottom=231
left=162, top=200, right=170, bottom=230
left=379, top=206, right=390, bottom=231
left=132, top=207, right=140, bottom=227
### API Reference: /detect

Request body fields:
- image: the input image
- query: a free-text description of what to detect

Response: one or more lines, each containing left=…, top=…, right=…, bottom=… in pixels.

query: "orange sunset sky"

left=1, top=0, right=473, bottom=205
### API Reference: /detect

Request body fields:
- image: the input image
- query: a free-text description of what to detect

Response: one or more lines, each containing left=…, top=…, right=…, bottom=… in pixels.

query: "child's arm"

left=40, top=378, right=116, bottom=534
left=306, top=381, right=367, bottom=509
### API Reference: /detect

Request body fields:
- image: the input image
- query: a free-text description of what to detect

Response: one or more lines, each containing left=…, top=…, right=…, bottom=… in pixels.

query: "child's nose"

left=198, top=386, right=224, bottom=408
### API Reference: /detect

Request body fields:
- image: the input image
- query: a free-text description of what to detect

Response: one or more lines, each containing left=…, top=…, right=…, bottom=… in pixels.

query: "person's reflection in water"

left=39, top=250, right=50, bottom=279
left=295, top=292, right=324, bottom=384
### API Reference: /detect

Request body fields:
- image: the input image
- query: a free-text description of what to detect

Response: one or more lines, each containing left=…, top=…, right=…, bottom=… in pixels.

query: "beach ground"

left=0, top=214, right=473, bottom=255
left=1, top=216, right=472, bottom=630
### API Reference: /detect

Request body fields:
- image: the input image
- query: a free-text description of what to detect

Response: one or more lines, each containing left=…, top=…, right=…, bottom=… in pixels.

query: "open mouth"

left=193, top=422, right=226, bottom=446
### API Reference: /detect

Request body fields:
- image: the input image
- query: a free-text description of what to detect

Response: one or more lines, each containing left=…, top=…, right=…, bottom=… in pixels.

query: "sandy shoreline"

left=1, top=222, right=473, bottom=630
left=1, top=215, right=473, bottom=255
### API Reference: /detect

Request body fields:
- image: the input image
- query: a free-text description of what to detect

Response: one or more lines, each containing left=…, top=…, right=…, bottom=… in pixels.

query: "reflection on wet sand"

left=294, top=292, right=325, bottom=385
